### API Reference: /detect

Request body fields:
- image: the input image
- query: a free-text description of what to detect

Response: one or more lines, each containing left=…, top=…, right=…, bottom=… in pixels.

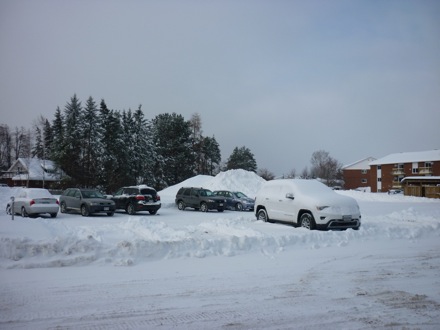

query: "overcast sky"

left=1, top=0, right=439, bottom=176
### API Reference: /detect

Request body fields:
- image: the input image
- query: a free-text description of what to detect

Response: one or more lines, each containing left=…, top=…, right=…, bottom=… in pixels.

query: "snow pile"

left=159, top=169, right=266, bottom=206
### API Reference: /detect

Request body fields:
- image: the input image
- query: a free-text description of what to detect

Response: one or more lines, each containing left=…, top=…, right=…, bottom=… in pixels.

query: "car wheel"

left=177, top=201, right=185, bottom=211
left=235, top=203, right=243, bottom=211
left=257, top=209, right=268, bottom=222
left=299, top=213, right=315, bottom=230
left=107, top=211, right=114, bottom=216
left=81, top=204, right=90, bottom=217
left=60, top=202, right=67, bottom=213
left=218, top=208, right=224, bottom=212
left=200, top=202, right=208, bottom=212
left=126, top=203, right=135, bottom=215
left=21, top=207, right=28, bottom=218
left=50, top=213, right=57, bottom=218
left=149, top=210, right=157, bottom=215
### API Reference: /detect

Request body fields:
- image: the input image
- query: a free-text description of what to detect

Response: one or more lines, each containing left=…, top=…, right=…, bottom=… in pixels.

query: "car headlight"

left=316, top=206, right=329, bottom=211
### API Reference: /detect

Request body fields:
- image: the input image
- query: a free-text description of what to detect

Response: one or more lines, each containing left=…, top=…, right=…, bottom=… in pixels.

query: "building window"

left=378, top=178, right=381, bottom=182
left=412, top=168, right=418, bottom=174
left=377, top=165, right=381, bottom=170
left=361, top=179, right=367, bottom=184
left=361, top=170, right=367, bottom=174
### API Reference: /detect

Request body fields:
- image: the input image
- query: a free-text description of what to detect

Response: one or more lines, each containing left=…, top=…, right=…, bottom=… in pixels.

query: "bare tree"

left=0, top=124, right=12, bottom=170
left=310, top=150, right=342, bottom=186
left=258, top=168, right=275, bottom=180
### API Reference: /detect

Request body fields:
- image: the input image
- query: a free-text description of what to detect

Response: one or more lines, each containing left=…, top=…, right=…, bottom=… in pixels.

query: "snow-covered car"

left=254, top=179, right=361, bottom=230
left=212, top=190, right=254, bottom=211
left=59, top=188, right=115, bottom=216
left=6, top=188, right=59, bottom=218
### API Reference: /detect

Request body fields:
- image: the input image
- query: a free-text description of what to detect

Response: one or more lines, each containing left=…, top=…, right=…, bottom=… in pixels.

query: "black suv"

left=59, top=188, right=116, bottom=216
left=175, top=187, right=226, bottom=212
left=111, top=185, right=161, bottom=215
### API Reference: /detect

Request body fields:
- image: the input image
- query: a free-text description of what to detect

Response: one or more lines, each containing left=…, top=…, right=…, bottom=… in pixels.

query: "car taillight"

left=56, top=200, right=60, bottom=205
left=30, top=200, right=35, bottom=206
left=156, top=195, right=161, bottom=201
left=135, top=195, right=145, bottom=201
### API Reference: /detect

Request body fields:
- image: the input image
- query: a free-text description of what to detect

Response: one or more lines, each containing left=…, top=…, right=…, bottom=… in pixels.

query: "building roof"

left=7, top=158, right=63, bottom=181
left=343, top=157, right=376, bottom=170
left=369, top=149, right=440, bottom=166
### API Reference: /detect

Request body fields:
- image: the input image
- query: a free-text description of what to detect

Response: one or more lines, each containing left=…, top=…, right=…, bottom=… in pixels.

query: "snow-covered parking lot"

left=1, top=170, right=440, bottom=329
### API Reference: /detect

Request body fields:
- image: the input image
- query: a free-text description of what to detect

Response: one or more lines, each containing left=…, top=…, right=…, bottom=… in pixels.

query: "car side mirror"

left=285, top=193, right=295, bottom=200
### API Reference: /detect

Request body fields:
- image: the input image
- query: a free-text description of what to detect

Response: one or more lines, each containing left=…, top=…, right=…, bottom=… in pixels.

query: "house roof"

left=343, top=157, right=376, bottom=170
left=369, top=149, right=440, bottom=166
left=7, top=158, right=63, bottom=181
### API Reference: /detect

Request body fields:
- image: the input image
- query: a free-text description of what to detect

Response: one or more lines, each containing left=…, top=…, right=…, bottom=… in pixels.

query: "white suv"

left=254, top=179, right=361, bottom=230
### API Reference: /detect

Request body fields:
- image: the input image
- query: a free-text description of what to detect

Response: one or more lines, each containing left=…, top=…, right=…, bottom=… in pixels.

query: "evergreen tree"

left=98, top=100, right=125, bottom=193
left=226, top=146, right=257, bottom=172
left=60, top=94, right=83, bottom=180
left=80, top=96, right=101, bottom=187
left=43, top=119, right=53, bottom=159
left=32, top=126, right=44, bottom=158
left=201, top=136, right=221, bottom=175
left=50, top=107, right=64, bottom=172
left=152, top=113, right=195, bottom=189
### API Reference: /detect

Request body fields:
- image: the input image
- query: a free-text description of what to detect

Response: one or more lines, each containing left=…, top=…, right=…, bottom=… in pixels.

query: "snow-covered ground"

left=1, top=169, right=439, bottom=329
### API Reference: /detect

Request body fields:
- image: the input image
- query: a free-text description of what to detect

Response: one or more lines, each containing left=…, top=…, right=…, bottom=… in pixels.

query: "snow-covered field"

left=1, top=169, right=440, bottom=329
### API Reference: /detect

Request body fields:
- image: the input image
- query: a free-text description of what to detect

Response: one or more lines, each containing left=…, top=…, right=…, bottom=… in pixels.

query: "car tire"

left=81, top=204, right=90, bottom=217
left=299, top=213, right=315, bottom=230
left=60, top=202, right=67, bottom=213
left=257, top=209, right=268, bottom=222
left=149, top=210, right=157, bottom=215
left=177, top=201, right=185, bottom=211
left=21, top=207, right=28, bottom=218
left=50, top=213, right=57, bottom=218
left=200, top=202, right=208, bottom=212
left=218, top=208, right=224, bottom=212
left=235, top=203, right=243, bottom=211
left=107, top=211, right=114, bottom=216
left=126, top=203, right=136, bottom=215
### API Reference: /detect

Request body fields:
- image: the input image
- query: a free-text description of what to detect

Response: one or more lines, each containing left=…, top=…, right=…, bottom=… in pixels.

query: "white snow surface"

left=1, top=169, right=440, bottom=329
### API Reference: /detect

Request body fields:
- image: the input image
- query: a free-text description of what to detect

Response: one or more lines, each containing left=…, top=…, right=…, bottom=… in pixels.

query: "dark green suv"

left=175, top=187, right=226, bottom=212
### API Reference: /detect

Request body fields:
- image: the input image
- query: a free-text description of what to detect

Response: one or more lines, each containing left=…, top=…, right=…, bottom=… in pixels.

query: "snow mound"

left=159, top=169, right=266, bottom=206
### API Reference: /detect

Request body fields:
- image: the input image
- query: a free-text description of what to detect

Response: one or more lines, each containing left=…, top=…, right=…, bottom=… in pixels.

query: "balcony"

left=392, top=181, right=402, bottom=189
left=419, top=167, right=433, bottom=175
left=392, top=168, right=405, bottom=175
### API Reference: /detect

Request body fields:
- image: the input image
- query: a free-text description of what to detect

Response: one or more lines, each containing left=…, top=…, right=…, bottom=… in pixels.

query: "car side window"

left=183, top=189, right=190, bottom=196
left=74, top=190, right=81, bottom=198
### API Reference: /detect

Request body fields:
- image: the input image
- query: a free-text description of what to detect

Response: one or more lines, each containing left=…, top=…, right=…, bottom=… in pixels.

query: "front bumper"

left=89, top=204, right=116, bottom=213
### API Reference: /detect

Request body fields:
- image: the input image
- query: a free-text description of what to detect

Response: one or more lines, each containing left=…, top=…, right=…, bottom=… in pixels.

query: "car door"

left=69, top=189, right=82, bottom=211
left=276, top=184, right=297, bottom=223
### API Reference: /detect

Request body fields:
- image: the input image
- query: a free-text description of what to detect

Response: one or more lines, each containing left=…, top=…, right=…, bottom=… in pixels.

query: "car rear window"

left=140, top=189, right=156, bottom=196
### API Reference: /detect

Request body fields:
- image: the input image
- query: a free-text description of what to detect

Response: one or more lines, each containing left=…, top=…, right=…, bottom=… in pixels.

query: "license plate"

left=219, top=203, right=223, bottom=206
left=104, top=207, right=109, bottom=211
left=343, top=215, right=352, bottom=221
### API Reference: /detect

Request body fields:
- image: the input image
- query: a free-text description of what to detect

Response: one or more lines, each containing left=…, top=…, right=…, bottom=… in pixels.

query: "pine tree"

left=152, top=113, right=195, bottom=189
left=32, top=126, right=44, bottom=158
left=201, top=136, right=221, bottom=175
left=226, top=146, right=257, bottom=172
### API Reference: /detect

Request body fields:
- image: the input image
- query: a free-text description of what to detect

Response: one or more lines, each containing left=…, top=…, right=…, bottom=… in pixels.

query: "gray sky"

left=1, top=0, right=439, bottom=176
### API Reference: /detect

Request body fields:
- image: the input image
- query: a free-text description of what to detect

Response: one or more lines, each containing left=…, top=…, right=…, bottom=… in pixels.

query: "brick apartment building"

left=342, top=157, right=376, bottom=190
left=369, top=150, right=440, bottom=193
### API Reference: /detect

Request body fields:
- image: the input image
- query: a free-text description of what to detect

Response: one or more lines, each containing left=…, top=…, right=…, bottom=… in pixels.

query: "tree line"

left=1, top=95, right=260, bottom=192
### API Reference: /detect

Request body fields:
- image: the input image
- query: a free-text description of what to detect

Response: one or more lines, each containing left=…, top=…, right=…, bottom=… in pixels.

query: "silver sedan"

left=6, top=188, right=59, bottom=218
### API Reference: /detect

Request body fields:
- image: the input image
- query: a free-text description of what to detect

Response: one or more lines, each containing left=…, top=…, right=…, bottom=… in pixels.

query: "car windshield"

left=235, top=192, right=247, bottom=198
left=81, top=190, right=104, bottom=199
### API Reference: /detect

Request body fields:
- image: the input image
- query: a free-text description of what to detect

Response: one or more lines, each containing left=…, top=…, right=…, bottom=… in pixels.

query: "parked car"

left=212, top=190, right=254, bottom=211
left=111, top=185, right=161, bottom=215
left=59, top=188, right=115, bottom=216
left=175, top=187, right=226, bottom=212
left=254, top=179, right=361, bottom=230
left=6, top=188, right=59, bottom=218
